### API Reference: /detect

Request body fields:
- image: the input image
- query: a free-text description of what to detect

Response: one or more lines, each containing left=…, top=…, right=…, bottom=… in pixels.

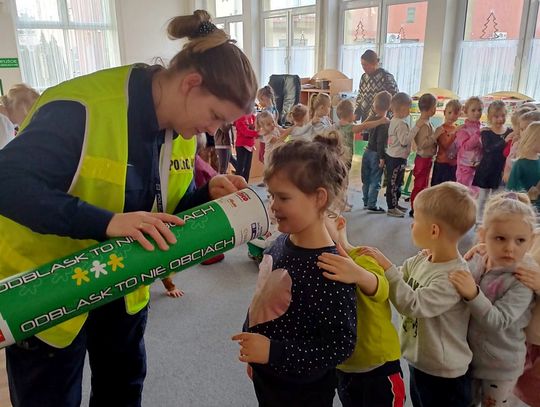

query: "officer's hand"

left=106, top=212, right=184, bottom=251
left=209, top=175, right=248, bottom=199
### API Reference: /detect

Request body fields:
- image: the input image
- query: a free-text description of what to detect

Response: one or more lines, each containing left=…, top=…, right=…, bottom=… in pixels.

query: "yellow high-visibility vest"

left=0, top=65, right=196, bottom=348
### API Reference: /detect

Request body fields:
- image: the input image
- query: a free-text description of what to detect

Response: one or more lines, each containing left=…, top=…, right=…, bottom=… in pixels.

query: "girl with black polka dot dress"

left=232, top=130, right=357, bottom=407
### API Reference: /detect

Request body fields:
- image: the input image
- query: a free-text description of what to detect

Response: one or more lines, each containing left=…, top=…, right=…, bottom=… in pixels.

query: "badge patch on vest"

left=170, top=157, right=194, bottom=172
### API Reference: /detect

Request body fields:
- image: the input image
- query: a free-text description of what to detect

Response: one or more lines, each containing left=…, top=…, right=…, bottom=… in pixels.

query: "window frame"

left=11, top=0, right=121, bottom=90
left=213, top=15, right=245, bottom=48
left=338, top=0, right=428, bottom=92
left=259, top=1, right=318, bottom=83
left=518, top=0, right=540, bottom=96
left=452, top=0, right=536, bottom=96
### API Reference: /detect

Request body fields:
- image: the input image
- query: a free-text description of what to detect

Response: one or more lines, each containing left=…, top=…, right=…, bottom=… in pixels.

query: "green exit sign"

left=0, top=58, right=20, bottom=68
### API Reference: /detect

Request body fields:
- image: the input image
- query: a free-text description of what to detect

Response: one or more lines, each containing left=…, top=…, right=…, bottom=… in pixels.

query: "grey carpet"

left=80, top=186, right=527, bottom=406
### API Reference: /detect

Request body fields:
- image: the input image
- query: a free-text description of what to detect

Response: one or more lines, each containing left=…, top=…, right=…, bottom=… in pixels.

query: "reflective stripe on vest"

left=0, top=65, right=195, bottom=347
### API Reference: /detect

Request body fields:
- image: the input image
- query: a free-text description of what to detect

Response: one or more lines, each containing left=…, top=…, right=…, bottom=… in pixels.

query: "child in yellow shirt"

left=318, top=212, right=405, bottom=407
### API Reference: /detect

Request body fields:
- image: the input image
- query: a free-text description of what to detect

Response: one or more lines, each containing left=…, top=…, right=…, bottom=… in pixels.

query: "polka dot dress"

left=244, top=234, right=357, bottom=380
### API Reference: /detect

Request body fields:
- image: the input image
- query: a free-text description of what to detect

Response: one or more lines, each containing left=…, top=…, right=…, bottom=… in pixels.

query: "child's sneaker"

left=387, top=208, right=405, bottom=217
left=367, top=206, right=386, bottom=214
left=396, top=204, right=408, bottom=212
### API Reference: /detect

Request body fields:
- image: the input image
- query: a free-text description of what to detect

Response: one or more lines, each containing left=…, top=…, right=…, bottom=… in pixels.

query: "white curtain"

left=340, top=43, right=375, bottom=90
left=289, top=46, right=315, bottom=79
left=15, top=0, right=120, bottom=91
left=261, top=46, right=314, bottom=85
left=383, top=42, right=424, bottom=95
left=261, top=47, right=288, bottom=85
left=455, top=40, right=518, bottom=98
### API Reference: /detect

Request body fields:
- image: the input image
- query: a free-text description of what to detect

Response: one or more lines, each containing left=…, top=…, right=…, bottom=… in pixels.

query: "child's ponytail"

left=517, top=121, right=540, bottom=159
left=257, top=85, right=276, bottom=108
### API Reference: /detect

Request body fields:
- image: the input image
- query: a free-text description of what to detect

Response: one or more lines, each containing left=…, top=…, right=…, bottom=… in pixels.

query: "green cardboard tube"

left=0, top=188, right=269, bottom=347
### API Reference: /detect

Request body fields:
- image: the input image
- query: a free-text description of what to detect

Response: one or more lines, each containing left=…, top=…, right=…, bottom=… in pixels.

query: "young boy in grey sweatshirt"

left=385, top=92, right=413, bottom=218
left=359, top=182, right=477, bottom=407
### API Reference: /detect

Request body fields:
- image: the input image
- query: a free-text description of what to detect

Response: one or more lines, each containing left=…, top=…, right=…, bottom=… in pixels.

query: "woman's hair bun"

left=167, top=10, right=214, bottom=41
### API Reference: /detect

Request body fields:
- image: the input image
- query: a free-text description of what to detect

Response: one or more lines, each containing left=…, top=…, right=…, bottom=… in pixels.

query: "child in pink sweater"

left=455, top=97, right=483, bottom=197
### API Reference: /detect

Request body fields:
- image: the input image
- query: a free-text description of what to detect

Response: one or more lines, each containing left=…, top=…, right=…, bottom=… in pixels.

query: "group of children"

left=365, top=91, right=540, bottom=221
left=226, top=85, right=540, bottom=407
left=232, top=85, right=386, bottom=193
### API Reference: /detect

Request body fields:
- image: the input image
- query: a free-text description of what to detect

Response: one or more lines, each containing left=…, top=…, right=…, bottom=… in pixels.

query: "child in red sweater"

left=234, top=113, right=258, bottom=182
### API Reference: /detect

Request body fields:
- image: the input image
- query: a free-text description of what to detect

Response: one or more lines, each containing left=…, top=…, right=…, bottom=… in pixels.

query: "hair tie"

left=505, top=192, right=518, bottom=200
left=194, top=21, right=216, bottom=37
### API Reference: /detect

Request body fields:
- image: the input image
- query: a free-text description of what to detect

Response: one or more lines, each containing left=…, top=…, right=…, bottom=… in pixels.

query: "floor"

left=0, top=158, right=530, bottom=406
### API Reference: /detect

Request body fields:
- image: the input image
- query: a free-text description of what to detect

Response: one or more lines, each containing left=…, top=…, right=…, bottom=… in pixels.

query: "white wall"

left=115, top=0, right=193, bottom=66
left=0, top=0, right=22, bottom=93
left=0, top=0, right=194, bottom=93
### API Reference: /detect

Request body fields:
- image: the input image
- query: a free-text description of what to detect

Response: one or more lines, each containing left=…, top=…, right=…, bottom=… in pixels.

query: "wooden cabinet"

left=300, top=69, right=353, bottom=110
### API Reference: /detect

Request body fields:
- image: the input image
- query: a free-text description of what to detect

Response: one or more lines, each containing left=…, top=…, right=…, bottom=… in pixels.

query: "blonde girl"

left=473, top=101, right=512, bottom=222
left=455, top=96, right=484, bottom=196
left=282, top=103, right=312, bottom=141
left=450, top=193, right=536, bottom=407
left=232, top=130, right=356, bottom=407
left=508, top=122, right=540, bottom=211
left=257, top=85, right=278, bottom=163
left=503, top=109, right=540, bottom=182
left=256, top=111, right=284, bottom=165
left=310, top=93, right=332, bottom=133
left=0, top=83, right=39, bottom=148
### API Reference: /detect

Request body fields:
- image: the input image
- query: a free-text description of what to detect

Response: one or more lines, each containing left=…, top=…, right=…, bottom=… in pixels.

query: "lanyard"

left=154, top=129, right=173, bottom=213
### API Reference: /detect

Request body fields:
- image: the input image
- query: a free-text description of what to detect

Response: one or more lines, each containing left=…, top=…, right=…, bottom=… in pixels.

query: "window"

left=14, top=0, right=120, bottom=91
left=525, top=7, right=540, bottom=100
left=339, top=1, right=427, bottom=94
left=263, top=0, right=315, bottom=11
left=454, top=0, right=525, bottom=97
left=211, top=0, right=243, bottom=17
left=383, top=1, right=427, bottom=94
left=261, top=4, right=316, bottom=85
left=340, top=6, right=378, bottom=90
left=208, top=0, right=244, bottom=49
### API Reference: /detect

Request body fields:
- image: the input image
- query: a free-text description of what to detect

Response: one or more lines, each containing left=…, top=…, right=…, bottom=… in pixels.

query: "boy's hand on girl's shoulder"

left=231, top=332, right=270, bottom=364
left=514, top=260, right=540, bottom=292
left=357, top=246, right=392, bottom=271
left=448, top=270, right=478, bottom=300
left=463, top=243, right=486, bottom=261
left=318, top=244, right=363, bottom=285
left=379, top=159, right=385, bottom=168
